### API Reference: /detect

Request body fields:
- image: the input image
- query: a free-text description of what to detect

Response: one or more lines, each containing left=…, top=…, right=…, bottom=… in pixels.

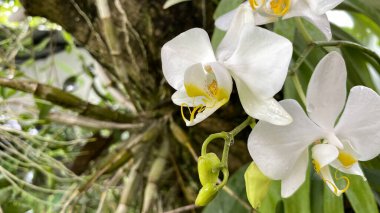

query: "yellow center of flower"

left=338, top=151, right=357, bottom=168
left=249, top=0, right=291, bottom=17
left=180, top=66, right=229, bottom=124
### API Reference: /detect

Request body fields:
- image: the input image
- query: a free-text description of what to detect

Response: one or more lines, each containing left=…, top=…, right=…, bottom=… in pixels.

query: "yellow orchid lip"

left=338, top=150, right=357, bottom=168
left=180, top=65, right=230, bottom=125
left=312, top=160, right=350, bottom=196
left=249, top=0, right=291, bottom=17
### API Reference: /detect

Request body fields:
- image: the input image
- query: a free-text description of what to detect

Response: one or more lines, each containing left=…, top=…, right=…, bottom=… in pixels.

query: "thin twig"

left=163, top=204, right=198, bottom=213
left=48, top=112, right=144, bottom=129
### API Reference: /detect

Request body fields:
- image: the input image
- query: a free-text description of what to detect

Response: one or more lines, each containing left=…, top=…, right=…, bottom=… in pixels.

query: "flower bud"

left=198, top=153, right=221, bottom=186
left=244, top=162, right=271, bottom=209
left=195, top=183, right=219, bottom=206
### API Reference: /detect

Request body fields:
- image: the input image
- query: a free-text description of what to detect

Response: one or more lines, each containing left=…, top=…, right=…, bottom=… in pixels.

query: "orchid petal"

left=216, top=3, right=255, bottom=61
left=224, top=25, right=292, bottom=98
left=248, top=100, right=324, bottom=180
left=281, top=150, right=309, bottom=198
left=222, top=25, right=292, bottom=124
left=306, top=52, right=347, bottom=130
left=215, top=1, right=278, bottom=32
left=179, top=62, right=232, bottom=126
left=215, top=7, right=238, bottom=31
left=161, top=28, right=216, bottom=90
left=330, top=161, right=365, bottom=179
left=284, top=0, right=332, bottom=40
left=305, top=0, right=344, bottom=15
left=312, top=144, right=339, bottom=169
left=335, top=86, right=380, bottom=161
left=184, top=101, right=226, bottom=126
left=172, top=89, right=205, bottom=107
left=236, top=81, right=292, bottom=125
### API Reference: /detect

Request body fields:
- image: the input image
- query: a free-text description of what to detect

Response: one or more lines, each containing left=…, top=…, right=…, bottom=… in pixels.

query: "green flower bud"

left=195, top=183, right=219, bottom=206
left=244, top=162, right=271, bottom=209
left=198, top=153, right=221, bottom=186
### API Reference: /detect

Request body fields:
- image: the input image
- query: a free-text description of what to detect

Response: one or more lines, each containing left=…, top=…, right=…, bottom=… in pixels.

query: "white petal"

left=184, top=101, right=226, bottom=126
left=281, top=150, right=309, bottom=198
left=306, top=52, right=347, bottom=130
left=335, top=86, right=380, bottom=161
left=330, top=161, right=365, bottom=179
left=161, top=28, right=216, bottom=90
left=305, top=0, right=344, bottom=15
left=216, top=3, right=255, bottom=61
left=283, top=0, right=332, bottom=40
left=248, top=100, right=324, bottom=180
left=210, top=62, right=233, bottom=97
left=171, top=88, right=205, bottom=107
left=224, top=25, right=292, bottom=99
left=215, top=7, right=238, bottom=31
left=253, top=12, right=278, bottom=25
left=236, top=80, right=292, bottom=125
left=312, top=144, right=339, bottom=169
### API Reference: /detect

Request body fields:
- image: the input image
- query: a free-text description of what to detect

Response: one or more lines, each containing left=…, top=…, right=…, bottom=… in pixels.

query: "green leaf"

left=259, top=181, right=282, bottom=213
left=340, top=0, right=380, bottom=26
left=203, top=165, right=251, bottom=213
left=323, top=185, right=344, bottom=213
left=345, top=173, right=379, bottom=213
left=310, top=174, right=324, bottom=213
left=283, top=170, right=311, bottom=213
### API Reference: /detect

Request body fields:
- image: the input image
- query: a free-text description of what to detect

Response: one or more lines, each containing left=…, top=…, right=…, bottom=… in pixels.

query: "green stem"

left=201, top=117, right=253, bottom=156
left=201, top=117, right=253, bottom=189
left=230, top=117, right=253, bottom=137
left=313, top=40, right=380, bottom=65
left=288, top=45, right=315, bottom=76
left=201, top=132, right=227, bottom=156
left=295, top=18, right=313, bottom=44
left=216, top=168, right=229, bottom=191
left=292, top=74, right=307, bottom=106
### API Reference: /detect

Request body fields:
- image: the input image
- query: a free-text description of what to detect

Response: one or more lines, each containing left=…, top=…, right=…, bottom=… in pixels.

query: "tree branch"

left=0, top=78, right=135, bottom=122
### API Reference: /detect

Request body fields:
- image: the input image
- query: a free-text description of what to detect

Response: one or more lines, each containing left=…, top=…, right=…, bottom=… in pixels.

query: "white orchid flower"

left=248, top=51, right=380, bottom=197
left=216, top=0, right=344, bottom=40
left=161, top=6, right=293, bottom=126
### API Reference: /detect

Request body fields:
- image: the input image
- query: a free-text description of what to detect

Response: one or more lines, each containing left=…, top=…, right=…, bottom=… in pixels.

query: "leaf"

left=203, top=165, right=251, bottom=213
left=323, top=185, right=344, bottom=213
left=345, top=173, right=379, bottom=213
left=163, top=0, right=191, bottom=9
left=259, top=181, right=282, bottom=213
left=310, top=174, right=324, bottom=213
left=340, top=0, right=380, bottom=26
left=283, top=167, right=311, bottom=213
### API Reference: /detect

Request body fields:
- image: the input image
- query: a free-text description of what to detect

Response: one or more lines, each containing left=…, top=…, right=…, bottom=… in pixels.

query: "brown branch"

left=0, top=78, right=135, bottom=123
left=47, top=112, right=144, bottom=129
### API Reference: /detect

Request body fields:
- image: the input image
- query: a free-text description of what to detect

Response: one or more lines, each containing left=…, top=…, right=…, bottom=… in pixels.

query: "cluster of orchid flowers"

left=161, top=0, right=380, bottom=208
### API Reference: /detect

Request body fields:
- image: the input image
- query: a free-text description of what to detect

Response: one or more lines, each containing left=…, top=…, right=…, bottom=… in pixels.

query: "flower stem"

left=313, top=40, right=380, bottom=65
left=288, top=45, right=315, bottom=76
left=201, top=117, right=253, bottom=156
left=291, top=74, right=307, bottom=106
left=230, top=116, right=254, bottom=137
left=201, top=117, right=254, bottom=189
left=295, top=18, right=313, bottom=44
